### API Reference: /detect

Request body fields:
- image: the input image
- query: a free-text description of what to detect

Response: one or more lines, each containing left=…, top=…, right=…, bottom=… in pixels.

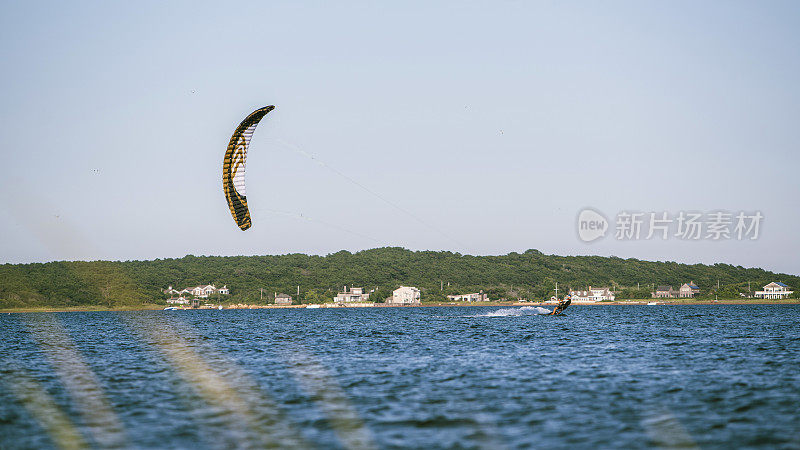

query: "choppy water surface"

left=1, top=305, right=799, bottom=449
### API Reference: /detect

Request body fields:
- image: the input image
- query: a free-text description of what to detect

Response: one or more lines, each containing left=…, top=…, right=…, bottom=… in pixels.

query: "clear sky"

left=1, top=1, right=798, bottom=275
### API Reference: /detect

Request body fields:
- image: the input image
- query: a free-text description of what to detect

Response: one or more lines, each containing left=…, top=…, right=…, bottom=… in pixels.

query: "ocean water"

left=1, top=305, right=799, bottom=449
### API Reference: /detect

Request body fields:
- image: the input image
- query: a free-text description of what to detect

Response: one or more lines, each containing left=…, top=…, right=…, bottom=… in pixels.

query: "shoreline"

left=2, top=299, right=799, bottom=313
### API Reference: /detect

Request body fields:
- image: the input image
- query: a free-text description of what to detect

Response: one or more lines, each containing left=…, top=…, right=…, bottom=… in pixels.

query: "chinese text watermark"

left=577, top=209, right=763, bottom=242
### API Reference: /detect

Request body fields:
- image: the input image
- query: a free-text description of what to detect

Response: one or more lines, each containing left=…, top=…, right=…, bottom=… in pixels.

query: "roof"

left=395, top=286, right=420, bottom=291
left=275, top=293, right=292, bottom=298
left=688, top=285, right=700, bottom=289
left=340, top=287, right=363, bottom=293
left=776, top=282, right=789, bottom=287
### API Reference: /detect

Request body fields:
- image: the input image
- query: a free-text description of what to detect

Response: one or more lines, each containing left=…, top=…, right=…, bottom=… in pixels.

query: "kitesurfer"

left=551, top=295, right=572, bottom=315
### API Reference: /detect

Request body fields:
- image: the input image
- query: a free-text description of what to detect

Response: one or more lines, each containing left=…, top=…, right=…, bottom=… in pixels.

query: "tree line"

left=1, top=247, right=797, bottom=308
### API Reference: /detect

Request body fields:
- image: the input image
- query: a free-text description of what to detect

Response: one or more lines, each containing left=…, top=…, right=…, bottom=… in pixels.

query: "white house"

left=166, top=297, right=189, bottom=305
left=589, top=286, right=615, bottom=302
left=389, top=286, right=421, bottom=304
left=334, top=286, right=371, bottom=303
left=275, top=293, right=292, bottom=305
left=568, top=289, right=588, bottom=301
left=163, top=286, right=181, bottom=296
left=166, top=284, right=231, bottom=299
left=754, top=282, right=794, bottom=300
left=569, top=286, right=615, bottom=302
left=447, top=292, right=488, bottom=302
left=191, top=285, right=218, bottom=298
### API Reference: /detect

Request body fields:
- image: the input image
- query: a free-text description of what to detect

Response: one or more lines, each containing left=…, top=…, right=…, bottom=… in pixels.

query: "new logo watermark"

left=577, top=208, right=609, bottom=242
left=577, top=209, right=763, bottom=242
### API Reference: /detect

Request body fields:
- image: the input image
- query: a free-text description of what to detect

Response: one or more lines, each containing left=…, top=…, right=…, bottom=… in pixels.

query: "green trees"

left=369, top=287, right=392, bottom=303
left=618, top=287, right=652, bottom=299
left=0, top=248, right=797, bottom=308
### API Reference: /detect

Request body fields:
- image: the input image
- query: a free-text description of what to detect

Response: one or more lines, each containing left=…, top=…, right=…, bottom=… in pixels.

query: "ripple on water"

left=0, top=306, right=799, bottom=449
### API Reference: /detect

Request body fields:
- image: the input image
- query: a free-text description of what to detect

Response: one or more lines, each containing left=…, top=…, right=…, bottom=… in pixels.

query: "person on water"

left=552, top=295, right=572, bottom=315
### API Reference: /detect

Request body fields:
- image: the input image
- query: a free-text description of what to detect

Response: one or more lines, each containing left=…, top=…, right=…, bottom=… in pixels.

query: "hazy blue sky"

left=1, top=1, right=798, bottom=275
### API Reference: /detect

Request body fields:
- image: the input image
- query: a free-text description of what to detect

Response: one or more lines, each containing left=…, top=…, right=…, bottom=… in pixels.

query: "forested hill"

left=1, top=248, right=798, bottom=308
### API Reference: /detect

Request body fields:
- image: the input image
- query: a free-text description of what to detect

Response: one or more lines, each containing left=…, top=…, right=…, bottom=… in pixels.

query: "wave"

left=472, top=306, right=552, bottom=317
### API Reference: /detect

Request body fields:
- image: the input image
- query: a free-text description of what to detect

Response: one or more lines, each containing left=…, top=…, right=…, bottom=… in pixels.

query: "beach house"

left=334, top=286, right=370, bottom=303
left=163, top=286, right=181, bottom=296
left=275, top=293, right=292, bottom=305
left=754, top=282, right=794, bottom=299
left=679, top=282, right=701, bottom=298
left=569, top=289, right=589, bottom=301
left=192, top=285, right=214, bottom=297
left=388, top=286, right=421, bottom=304
left=569, top=286, right=615, bottom=302
left=166, top=297, right=189, bottom=305
left=653, top=286, right=676, bottom=298
left=164, top=284, right=230, bottom=299
left=447, top=291, right=488, bottom=302
left=189, top=285, right=220, bottom=298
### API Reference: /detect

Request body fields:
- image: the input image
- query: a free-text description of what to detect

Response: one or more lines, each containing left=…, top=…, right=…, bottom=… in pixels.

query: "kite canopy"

left=222, top=106, right=275, bottom=230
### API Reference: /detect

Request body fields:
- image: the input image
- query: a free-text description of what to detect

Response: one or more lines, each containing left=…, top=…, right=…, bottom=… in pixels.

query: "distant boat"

left=647, top=301, right=659, bottom=305
left=164, top=307, right=178, bottom=310
left=306, top=304, right=321, bottom=309
left=218, top=305, right=223, bottom=310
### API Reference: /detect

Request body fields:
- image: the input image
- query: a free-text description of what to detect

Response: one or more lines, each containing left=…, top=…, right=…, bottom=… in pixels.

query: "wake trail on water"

left=469, top=306, right=552, bottom=317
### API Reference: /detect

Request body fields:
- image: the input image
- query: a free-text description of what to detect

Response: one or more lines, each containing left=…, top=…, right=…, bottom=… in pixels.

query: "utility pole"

left=441, top=280, right=443, bottom=291
left=554, top=282, right=559, bottom=299
left=260, top=288, right=263, bottom=301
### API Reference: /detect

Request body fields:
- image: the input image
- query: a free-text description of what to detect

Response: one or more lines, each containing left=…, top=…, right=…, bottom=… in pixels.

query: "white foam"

left=473, top=306, right=552, bottom=317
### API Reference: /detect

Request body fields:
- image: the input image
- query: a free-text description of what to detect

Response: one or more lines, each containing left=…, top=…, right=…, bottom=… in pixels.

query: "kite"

left=222, top=105, right=275, bottom=230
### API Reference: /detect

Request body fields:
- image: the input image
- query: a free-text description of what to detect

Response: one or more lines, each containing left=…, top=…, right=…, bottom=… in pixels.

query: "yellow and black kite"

left=222, top=106, right=274, bottom=230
